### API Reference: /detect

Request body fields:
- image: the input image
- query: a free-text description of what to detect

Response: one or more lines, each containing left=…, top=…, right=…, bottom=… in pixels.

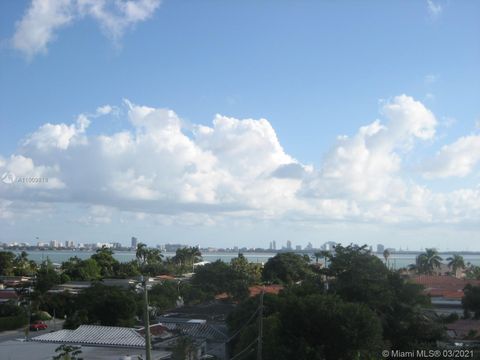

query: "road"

left=0, top=319, right=65, bottom=343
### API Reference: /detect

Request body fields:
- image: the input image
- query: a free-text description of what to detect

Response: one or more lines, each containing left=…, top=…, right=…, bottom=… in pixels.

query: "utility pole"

left=141, top=276, right=152, bottom=360
left=257, top=286, right=264, bottom=360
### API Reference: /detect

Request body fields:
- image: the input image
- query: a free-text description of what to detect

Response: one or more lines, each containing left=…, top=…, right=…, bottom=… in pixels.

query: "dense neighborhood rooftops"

left=0, top=290, right=19, bottom=300
left=158, top=321, right=228, bottom=342
left=410, top=275, right=480, bottom=300
left=447, top=319, right=480, bottom=339
left=32, top=325, right=146, bottom=348
left=162, top=301, right=236, bottom=322
left=215, top=284, right=284, bottom=300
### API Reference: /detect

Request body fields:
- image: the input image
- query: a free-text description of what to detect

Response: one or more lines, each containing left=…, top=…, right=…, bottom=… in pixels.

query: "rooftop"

left=0, top=340, right=171, bottom=360
left=410, top=275, right=480, bottom=300
left=447, top=319, right=480, bottom=339
left=32, top=325, right=145, bottom=348
left=158, top=321, right=228, bottom=342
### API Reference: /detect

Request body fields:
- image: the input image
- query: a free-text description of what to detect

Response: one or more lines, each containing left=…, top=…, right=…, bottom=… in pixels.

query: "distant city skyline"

left=1, top=1, right=479, bottom=250
left=0, top=237, right=475, bottom=254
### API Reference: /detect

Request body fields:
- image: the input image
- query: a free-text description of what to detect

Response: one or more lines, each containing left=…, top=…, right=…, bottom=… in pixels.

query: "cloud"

left=422, top=135, right=480, bottom=178
left=22, top=114, right=90, bottom=151
left=77, top=205, right=113, bottom=225
left=302, top=95, right=437, bottom=204
left=1, top=95, right=480, bottom=228
left=12, top=0, right=161, bottom=58
left=13, top=0, right=75, bottom=59
left=96, top=105, right=114, bottom=115
left=427, top=0, right=442, bottom=17
left=424, top=74, right=438, bottom=84
left=77, top=0, right=161, bottom=42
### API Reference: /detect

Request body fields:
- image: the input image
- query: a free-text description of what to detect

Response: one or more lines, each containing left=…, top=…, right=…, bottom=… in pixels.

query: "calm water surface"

left=9, top=250, right=480, bottom=270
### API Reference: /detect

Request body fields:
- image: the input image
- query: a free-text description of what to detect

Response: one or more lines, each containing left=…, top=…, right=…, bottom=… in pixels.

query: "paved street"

left=0, top=319, right=65, bottom=343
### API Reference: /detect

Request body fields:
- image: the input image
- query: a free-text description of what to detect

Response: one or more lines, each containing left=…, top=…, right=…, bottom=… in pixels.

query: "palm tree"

left=136, top=243, right=148, bottom=266
left=383, top=249, right=390, bottom=267
left=415, top=248, right=443, bottom=275
left=188, top=246, right=202, bottom=264
left=14, top=251, right=37, bottom=276
left=446, top=254, right=465, bottom=276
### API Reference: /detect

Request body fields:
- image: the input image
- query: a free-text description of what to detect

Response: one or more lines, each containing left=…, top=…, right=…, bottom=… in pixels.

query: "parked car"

left=29, top=320, right=48, bottom=331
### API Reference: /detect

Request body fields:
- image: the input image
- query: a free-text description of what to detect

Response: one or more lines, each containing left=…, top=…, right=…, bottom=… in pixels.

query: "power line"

left=205, top=306, right=260, bottom=356
left=229, top=338, right=258, bottom=360
left=227, top=307, right=260, bottom=342
left=206, top=295, right=264, bottom=358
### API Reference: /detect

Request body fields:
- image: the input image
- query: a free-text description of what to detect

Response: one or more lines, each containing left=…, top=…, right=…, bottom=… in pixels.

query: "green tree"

left=230, top=254, right=261, bottom=284
left=147, top=282, right=179, bottom=312
left=231, top=293, right=383, bottom=360
left=463, top=284, right=480, bottom=319
left=0, top=251, right=15, bottom=275
left=61, top=257, right=101, bottom=281
left=192, top=260, right=250, bottom=301
left=91, top=246, right=118, bottom=278
left=38, top=291, right=76, bottom=319
left=326, top=245, right=443, bottom=349
left=52, top=344, right=83, bottom=360
left=13, top=251, right=37, bottom=276
left=465, top=264, right=480, bottom=280
left=136, top=243, right=164, bottom=275
left=35, top=259, right=64, bottom=294
left=171, top=337, right=197, bottom=360
left=313, top=250, right=329, bottom=267
left=172, top=246, right=202, bottom=272
left=415, top=249, right=443, bottom=275
left=383, top=249, right=391, bottom=267
left=326, top=245, right=394, bottom=311
left=68, top=284, right=137, bottom=327
left=446, top=254, right=465, bottom=275
left=262, top=253, right=313, bottom=285
left=115, top=260, right=141, bottom=278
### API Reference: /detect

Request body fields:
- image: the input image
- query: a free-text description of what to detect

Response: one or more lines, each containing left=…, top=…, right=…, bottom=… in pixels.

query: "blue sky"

left=0, top=0, right=479, bottom=250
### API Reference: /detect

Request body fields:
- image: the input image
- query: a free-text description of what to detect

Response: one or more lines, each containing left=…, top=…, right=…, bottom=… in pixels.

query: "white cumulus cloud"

left=12, top=0, right=161, bottom=58
left=422, top=135, right=480, bottom=178
left=2, top=95, right=480, bottom=228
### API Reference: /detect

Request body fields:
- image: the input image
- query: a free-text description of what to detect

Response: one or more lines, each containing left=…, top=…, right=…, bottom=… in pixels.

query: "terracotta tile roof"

left=410, top=275, right=480, bottom=300
left=0, top=290, right=19, bottom=299
left=249, top=285, right=283, bottom=297
left=215, top=285, right=284, bottom=300
left=447, top=319, right=480, bottom=339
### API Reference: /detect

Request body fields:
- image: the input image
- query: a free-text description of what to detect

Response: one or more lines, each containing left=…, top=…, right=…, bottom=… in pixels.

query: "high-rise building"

left=377, top=244, right=385, bottom=253
left=295, top=245, right=302, bottom=251
left=272, top=241, right=277, bottom=250
left=131, top=237, right=138, bottom=249
left=286, top=240, right=292, bottom=250
left=305, top=242, right=313, bottom=250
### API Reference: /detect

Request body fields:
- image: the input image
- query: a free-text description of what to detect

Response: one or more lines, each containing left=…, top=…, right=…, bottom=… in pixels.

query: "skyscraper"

left=131, top=236, right=138, bottom=249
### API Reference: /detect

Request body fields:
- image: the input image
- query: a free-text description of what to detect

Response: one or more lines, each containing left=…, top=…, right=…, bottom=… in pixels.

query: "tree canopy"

left=262, top=252, right=313, bottom=285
